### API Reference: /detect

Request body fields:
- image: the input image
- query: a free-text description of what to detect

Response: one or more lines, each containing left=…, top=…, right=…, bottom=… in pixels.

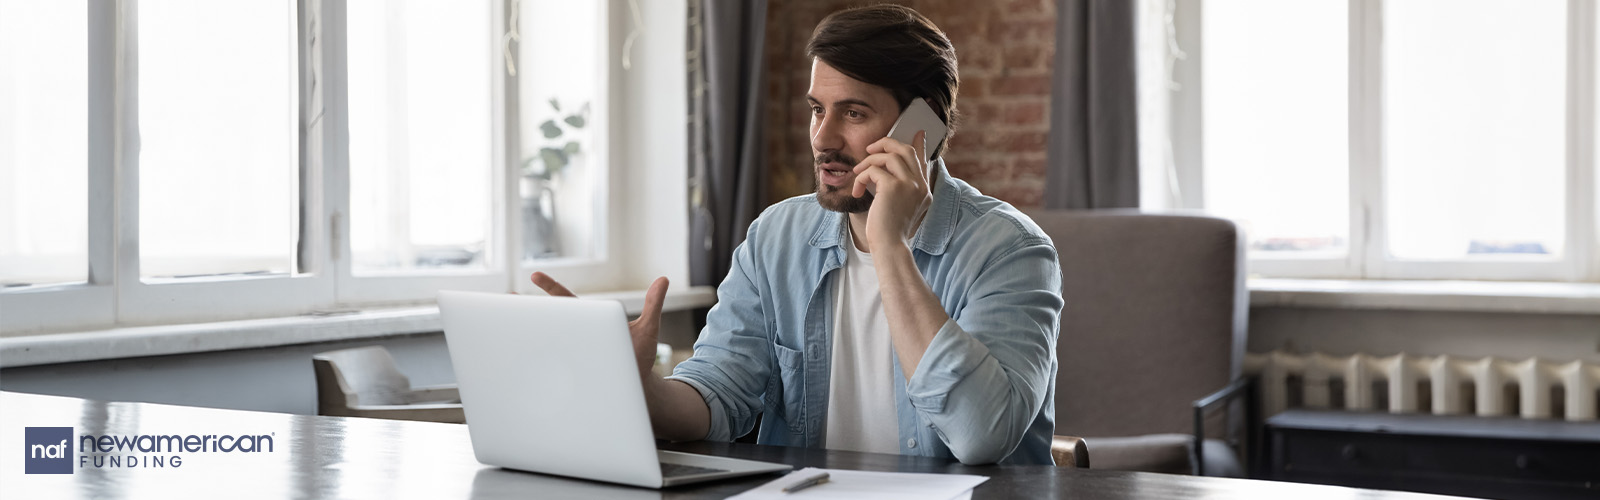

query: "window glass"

left=1384, top=0, right=1566, bottom=260
left=1202, top=0, right=1349, bottom=257
left=138, top=0, right=299, bottom=279
left=518, top=0, right=602, bottom=261
left=348, top=0, right=494, bottom=273
left=0, top=0, right=88, bottom=287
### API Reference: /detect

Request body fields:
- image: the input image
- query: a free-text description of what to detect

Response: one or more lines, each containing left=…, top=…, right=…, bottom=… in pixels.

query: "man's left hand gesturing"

left=852, top=130, right=933, bottom=251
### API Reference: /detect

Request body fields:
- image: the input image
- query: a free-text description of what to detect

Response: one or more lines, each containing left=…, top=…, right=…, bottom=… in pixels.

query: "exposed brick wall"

left=763, top=0, right=1056, bottom=209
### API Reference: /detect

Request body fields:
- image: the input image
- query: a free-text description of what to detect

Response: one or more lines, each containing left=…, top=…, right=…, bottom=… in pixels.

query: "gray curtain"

left=1044, top=0, right=1140, bottom=209
left=688, top=0, right=769, bottom=287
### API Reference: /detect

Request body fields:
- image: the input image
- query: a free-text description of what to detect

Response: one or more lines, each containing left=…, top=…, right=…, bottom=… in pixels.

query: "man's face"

left=807, top=59, right=901, bottom=214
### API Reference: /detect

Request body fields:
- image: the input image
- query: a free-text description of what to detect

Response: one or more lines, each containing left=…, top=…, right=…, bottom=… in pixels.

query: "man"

left=532, top=5, right=1062, bottom=465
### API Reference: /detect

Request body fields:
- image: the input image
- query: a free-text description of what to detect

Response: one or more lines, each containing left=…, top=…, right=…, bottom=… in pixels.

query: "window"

left=1200, top=0, right=1348, bottom=262
left=1148, top=0, right=1597, bottom=281
left=516, top=0, right=605, bottom=264
left=1383, top=0, right=1567, bottom=265
left=348, top=0, right=494, bottom=274
left=334, top=0, right=513, bottom=304
left=0, top=0, right=675, bottom=335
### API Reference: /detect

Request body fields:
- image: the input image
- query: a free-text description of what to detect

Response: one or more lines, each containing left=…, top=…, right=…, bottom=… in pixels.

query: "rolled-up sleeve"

left=664, top=222, right=773, bottom=442
left=906, top=239, right=1062, bottom=464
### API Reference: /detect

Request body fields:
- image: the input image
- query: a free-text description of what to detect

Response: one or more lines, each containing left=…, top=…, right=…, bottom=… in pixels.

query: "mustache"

left=814, top=150, right=857, bottom=168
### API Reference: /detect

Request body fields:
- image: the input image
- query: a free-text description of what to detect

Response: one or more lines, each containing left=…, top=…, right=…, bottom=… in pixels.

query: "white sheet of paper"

left=727, top=467, right=987, bottom=500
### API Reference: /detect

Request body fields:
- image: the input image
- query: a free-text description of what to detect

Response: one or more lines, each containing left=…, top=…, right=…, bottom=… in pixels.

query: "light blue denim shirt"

left=667, top=159, right=1063, bottom=465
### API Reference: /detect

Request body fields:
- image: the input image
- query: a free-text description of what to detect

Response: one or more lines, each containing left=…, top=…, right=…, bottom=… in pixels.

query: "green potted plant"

left=522, top=98, right=590, bottom=181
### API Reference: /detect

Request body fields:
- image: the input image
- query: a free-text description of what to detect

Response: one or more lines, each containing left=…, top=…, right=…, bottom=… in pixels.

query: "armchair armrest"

left=1050, top=435, right=1090, bottom=468
left=1190, top=376, right=1258, bottom=476
left=347, top=403, right=466, bottom=424
left=403, top=385, right=460, bottom=404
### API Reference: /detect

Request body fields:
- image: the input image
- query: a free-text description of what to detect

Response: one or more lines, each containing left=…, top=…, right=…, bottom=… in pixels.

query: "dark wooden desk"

left=2, top=392, right=1467, bottom=499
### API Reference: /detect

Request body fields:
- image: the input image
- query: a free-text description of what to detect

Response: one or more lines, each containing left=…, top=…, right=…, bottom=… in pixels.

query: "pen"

left=781, top=471, right=830, bottom=494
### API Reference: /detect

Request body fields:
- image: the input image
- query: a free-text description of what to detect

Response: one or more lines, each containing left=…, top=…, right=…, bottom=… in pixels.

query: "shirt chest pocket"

left=765, top=343, right=808, bottom=433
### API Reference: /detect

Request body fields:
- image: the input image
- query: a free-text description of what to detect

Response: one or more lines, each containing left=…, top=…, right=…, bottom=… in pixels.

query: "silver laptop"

left=438, top=291, right=792, bottom=488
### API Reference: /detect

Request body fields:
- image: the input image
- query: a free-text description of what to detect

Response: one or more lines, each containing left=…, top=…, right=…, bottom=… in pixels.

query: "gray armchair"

left=312, top=346, right=466, bottom=423
left=1030, top=210, right=1254, bottom=476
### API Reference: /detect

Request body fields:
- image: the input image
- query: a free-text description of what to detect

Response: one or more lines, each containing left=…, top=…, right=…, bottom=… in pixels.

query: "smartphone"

left=887, top=97, right=949, bottom=163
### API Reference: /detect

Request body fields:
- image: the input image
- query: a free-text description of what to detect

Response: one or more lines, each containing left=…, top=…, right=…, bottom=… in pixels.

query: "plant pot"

left=521, top=176, right=560, bottom=260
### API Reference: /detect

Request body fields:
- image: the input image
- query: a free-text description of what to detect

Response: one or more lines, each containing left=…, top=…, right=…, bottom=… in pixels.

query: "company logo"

left=23, top=426, right=276, bottom=473
left=25, top=427, right=73, bottom=474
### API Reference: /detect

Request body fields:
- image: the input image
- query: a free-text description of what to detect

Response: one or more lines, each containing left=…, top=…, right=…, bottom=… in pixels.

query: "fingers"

left=637, top=276, right=670, bottom=328
left=866, top=135, right=918, bottom=160
left=859, top=134, right=925, bottom=185
left=853, top=152, right=913, bottom=182
left=851, top=153, right=924, bottom=200
left=852, top=165, right=883, bottom=198
left=869, top=131, right=926, bottom=170
left=913, top=130, right=929, bottom=179
left=529, top=272, right=577, bottom=297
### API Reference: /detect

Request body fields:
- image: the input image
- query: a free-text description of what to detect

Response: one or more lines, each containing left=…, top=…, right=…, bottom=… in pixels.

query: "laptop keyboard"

left=660, top=462, right=728, bottom=478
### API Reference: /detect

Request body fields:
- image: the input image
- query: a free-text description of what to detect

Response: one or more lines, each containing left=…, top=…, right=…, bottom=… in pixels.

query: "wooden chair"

left=312, top=346, right=465, bottom=423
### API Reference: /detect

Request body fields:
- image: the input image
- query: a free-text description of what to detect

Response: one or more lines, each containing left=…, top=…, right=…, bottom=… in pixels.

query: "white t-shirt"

left=823, top=230, right=900, bottom=455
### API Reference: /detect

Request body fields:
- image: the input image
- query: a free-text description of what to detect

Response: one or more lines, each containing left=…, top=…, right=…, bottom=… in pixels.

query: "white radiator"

left=1244, top=351, right=1600, bottom=422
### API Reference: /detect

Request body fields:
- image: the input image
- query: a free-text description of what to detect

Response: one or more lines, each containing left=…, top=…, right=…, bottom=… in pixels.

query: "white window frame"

left=114, top=0, right=337, bottom=326
left=1, top=0, right=686, bottom=336
left=1162, top=0, right=1599, bottom=283
left=327, top=0, right=512, bottom=305
left=0, top=0, right=118, bottom=334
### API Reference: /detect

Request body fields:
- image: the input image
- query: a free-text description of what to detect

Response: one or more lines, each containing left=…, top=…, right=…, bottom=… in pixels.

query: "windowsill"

left=0, top=286, right=717, bottom=369
left=18, top=278, right=1585, bottom=368
left=1250, top=278, right=1600, bottom=315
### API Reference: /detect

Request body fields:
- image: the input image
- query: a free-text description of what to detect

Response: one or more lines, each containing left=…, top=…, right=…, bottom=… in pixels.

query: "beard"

left=814, top=150, right=873, bottom=213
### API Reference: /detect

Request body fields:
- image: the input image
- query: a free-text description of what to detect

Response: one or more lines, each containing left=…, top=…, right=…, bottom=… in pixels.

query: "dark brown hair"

left=806, top=4, right=960, bottom=155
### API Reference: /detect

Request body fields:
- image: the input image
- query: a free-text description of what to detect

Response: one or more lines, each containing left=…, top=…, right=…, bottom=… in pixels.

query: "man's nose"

left=810, top=115, right=845, bottom=154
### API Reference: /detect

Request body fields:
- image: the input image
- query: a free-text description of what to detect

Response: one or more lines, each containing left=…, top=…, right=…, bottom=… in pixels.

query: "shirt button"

left=907, top=438, right=917, bottom=449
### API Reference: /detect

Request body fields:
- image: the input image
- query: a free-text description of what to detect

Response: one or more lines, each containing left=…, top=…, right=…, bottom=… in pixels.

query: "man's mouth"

left=818, top=163, right=852, bottom=187
left=815, top=151, right=857, bottom=189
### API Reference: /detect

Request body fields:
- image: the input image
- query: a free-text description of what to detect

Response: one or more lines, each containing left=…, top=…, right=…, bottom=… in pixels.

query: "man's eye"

left=846, top=110, right=863, bottom=119
left=810, top=106, right=824, bottom=115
